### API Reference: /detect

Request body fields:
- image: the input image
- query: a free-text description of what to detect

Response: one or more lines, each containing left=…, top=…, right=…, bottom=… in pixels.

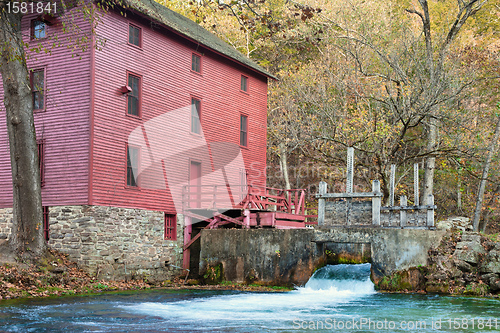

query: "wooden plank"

left=346, top=147, right=354, bottom=193
left=317, top=192, right=383, bottom=198
left=274, top=220, right=306, bottom=228
left=372, top=180, right=381, bottom=226
left=318, top=181, right=327, bottom=225
left=427, top=194, right=435, bottom=227
left=214, top=213, right=245, bottom=226
left=296, top=190, right=305, bottom=215
left=381, top=205, right=437, bottom=211
left=250, top=198, right=286, bottom=206
left=183, top=218, right=192, bottom=269
left=255, top=193, right=286, bottom=200
left=183, top=231, right=201, bottom=250
left=414, top=163, right=420, bottom=206
left=183, top=211, right=212, bottom=221
left=400, top=195, right=407, bottom=228
left=389, top=164, right=396, bottom=206
left=274, top=212, right=306, bottom=222
left=257, top=212, right=275, bottom=226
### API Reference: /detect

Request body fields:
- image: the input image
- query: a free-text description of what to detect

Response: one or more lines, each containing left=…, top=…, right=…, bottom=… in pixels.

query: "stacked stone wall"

left=0, top=208, right=12, bottom=240
left=0, top=206, right=184, bottom=282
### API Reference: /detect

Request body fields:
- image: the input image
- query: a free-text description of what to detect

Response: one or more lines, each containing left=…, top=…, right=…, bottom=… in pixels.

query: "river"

left=1, top=264, right=499, bottom=332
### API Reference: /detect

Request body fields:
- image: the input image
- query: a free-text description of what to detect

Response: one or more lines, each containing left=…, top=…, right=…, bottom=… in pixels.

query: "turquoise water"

left=0, top=264, right=499, bottom=332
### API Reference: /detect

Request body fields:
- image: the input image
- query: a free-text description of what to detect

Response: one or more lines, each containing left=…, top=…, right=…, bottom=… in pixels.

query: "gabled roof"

left=118, top=0, right=276, bottom=80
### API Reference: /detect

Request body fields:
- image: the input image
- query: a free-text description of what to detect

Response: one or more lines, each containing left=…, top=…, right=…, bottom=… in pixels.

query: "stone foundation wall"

left=0, top=206, right=184, bottom=282
left=0, top=208, right=12, bottom=240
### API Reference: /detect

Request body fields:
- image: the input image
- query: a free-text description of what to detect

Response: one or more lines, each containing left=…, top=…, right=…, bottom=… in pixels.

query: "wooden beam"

left=381, top=205, right=437, bottom=211
left=400, top=195, right=407, bottom=228
left=318, top=181, right=327, bottom=225
left=296, top=190, right=305, bottom=215
left=317, top=192, right=383, bottom=199
left=183, top=211, right=212, bottom=221
left=372, top=180, right=381, bottom=226
left=214, top=213, right=245, bottom=225
left=183, top=232, right=201, bottom=250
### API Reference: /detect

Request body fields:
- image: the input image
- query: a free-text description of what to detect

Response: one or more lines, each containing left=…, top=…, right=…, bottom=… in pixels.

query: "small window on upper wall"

left=127, top=145, right=139, bottom=187
left=129, top=24, right=141, bottom=47
left=241, top=75, right=248, bottom=92
left=240, top=114, right=248, bottom=147
left=191, top=98, right=201, bottom=134
left=192, top=53, right=201, bottom=73
left=31, top=20, right=46, bottom=39
left=127, top=73, right=141, bottom=117
left=31, top=69, right=45, bottom=111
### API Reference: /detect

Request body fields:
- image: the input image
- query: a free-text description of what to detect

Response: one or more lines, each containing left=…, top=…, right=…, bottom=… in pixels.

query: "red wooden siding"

left=0, top=11, right=92, bottom=208
left=0, top=5, right=268, bottom=213
left=91, top=9, right=268, bottom=212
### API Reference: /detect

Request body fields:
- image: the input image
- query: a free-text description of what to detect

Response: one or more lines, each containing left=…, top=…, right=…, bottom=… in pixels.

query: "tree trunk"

left=473, top=114, right=500, bottom=232
left=0, top=8, right=46, bottom=257
left=423, top=117, right=437, bottom=204
left=278, top=142, right=291, bottom=190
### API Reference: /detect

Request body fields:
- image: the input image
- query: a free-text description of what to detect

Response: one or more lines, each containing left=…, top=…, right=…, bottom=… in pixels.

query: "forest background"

left=157, top=0, right=500, bottom=232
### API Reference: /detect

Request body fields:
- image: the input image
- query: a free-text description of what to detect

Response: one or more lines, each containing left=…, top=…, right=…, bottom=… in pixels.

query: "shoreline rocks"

left=375, top=228, right=500, bottom=296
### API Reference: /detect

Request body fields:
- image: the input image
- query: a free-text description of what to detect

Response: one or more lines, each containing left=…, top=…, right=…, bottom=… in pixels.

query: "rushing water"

left=1, top=264, right=499, bottom=332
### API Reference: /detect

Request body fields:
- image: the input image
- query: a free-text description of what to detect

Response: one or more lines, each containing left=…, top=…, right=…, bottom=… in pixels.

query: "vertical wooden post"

left=318, top=181, right=327, bottom=225
left=346, top=147, right=354, bottom=193
left=389, top=164, right=396, bottom=206
left=372, top=180, right=381, bottom=226
left=414, top=163, right=419, bottom=206
left=243, top=209, right=250, bottom=229
left=183, top=216, right=192, bottom=270
left=427, top=194, right=435, bottom=228
left=400, top=195, right=407, bottom=228
left=346, top=148, right=354, bottom=225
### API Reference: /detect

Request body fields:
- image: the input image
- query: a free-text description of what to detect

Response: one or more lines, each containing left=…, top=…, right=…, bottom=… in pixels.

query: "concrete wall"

left=314, top=227, right=447, bottom=282
left=200, top=229, right=322, bottom=286
left=0, top=206, right=184, bottom=282
left=200, top=227, right=446, bottom=286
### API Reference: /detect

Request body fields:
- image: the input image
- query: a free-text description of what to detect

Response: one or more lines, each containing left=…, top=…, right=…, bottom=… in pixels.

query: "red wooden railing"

left=182, top=184, right=307, bottom=215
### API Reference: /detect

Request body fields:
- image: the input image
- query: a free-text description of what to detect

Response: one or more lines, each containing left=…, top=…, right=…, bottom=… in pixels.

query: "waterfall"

left=300, top=263, right=375, bottom=295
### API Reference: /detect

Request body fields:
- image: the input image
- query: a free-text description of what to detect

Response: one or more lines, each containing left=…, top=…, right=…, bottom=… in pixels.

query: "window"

left=37, top=139, right=45, bottom=187
left=43, top=206, right=49, bottom=241
left=164, top=214, right=177, bottom=240
left=31, top=20, right=46, bottom=39
left=128, top=24, right=141, bottom=47
left=240, top=114, right=248, bottom=147
left=127, top=73, right=140, bottom=116
left=31, top=69, right=45, bottom=111
left=191, top=98, right=201, bottom=134
left=241, top=75, right=248, bottom=92
left=192, top=53, right=201, bottom=73
left=127, top=145, right=139, bottom=187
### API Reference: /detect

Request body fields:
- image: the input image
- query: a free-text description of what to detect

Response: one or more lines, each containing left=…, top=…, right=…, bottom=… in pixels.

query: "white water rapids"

left=123, top=264, right=375, bottom=324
